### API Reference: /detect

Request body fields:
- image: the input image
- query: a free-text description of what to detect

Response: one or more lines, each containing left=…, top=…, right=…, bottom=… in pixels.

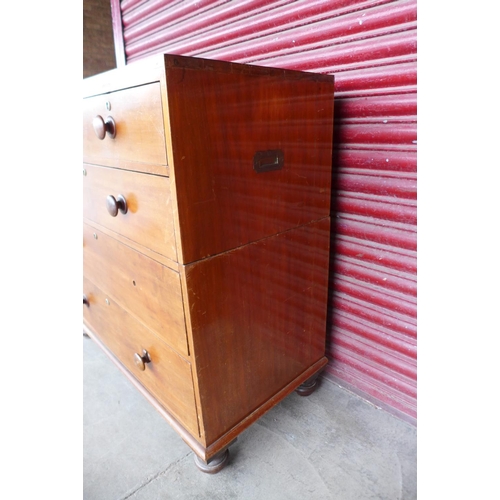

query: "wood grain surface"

left=183, top=217, right=331, bottom=444
left=83, top=54, right=335, bottom=462
left=83, top=164, right=177, bottom=261
left=83, top=277, right=199, bottom=436
left=83, top=223, right=189, bottom=355
left=166, top=60, right=334, bottom=264
left=83, top=82, right=168, bottom=174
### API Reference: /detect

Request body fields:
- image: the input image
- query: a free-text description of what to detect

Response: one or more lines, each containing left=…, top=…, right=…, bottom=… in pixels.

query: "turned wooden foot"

left=194, top=448, right=229, bottom=474
left=295, top=373, right=320, bottom=396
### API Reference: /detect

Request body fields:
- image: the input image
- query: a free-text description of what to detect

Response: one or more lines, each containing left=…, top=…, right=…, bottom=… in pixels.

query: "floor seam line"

left=118, top=451, right=192, bottom=500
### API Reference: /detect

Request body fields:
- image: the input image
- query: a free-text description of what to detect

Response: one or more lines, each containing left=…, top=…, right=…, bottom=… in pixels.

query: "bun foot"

left=194, top=449, right=229, bottom=474
left=295, top=373, right=320, bottom=397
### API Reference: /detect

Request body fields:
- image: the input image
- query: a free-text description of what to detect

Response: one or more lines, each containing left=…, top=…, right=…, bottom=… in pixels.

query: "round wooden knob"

left=104, top=116, right=116, bottom=138
left=134, top=349, right=151, bottom=371
left=93, top=115, right=116, bottom=140
left=106, top=194, right=128, bottom=217
left=93, top=115, right=106, bottom=140
left=83, top=294, right=89, bottom=306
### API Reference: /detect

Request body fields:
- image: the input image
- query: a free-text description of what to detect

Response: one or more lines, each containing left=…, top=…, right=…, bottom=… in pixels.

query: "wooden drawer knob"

left=106, top=194, right=128, bottom=217
left=83, top=294, right=89, bottom=306
left=93, top=115, right=116, bottom=140
left=134, top=349, right=151, bottom=371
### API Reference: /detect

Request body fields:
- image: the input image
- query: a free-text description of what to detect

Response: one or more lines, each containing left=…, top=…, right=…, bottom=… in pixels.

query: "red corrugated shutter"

left=113, top=0, right=417, bottom=423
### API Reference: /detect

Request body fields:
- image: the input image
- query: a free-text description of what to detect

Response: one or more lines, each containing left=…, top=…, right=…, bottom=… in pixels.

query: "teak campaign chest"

left=83, top=54, right=334, bottom=473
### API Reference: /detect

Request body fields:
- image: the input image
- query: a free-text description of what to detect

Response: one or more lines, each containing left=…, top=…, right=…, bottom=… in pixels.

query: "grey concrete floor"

left=83, top=336, right=417, bottom=500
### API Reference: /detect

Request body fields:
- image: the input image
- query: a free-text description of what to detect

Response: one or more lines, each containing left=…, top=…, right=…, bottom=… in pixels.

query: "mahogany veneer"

left=83, top=54, right=334, bottom=472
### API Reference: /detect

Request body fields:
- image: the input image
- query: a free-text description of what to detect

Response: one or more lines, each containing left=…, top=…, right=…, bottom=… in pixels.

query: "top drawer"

left=83, top=83, right=168, bottom=175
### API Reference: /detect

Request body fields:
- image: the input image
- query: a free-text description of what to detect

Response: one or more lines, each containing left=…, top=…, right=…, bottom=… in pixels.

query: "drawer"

left=83, top=223, right=188, bottom=355
left=83, top=277, right=199, bottom=437
left=83, top=83, right=168, bottom=175
left=83, top=164, right=177, bottom=262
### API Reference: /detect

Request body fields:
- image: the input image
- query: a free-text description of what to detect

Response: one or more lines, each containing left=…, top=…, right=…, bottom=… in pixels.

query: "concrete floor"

left=83, top=337, right=417, bottom=500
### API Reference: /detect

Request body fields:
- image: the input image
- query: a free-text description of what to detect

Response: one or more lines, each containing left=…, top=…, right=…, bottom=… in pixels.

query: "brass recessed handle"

left=83, top=294, right=89, bottom=306
left=134, top=349, right=151, bottom=371
left=93, top=115, right=116, bottom=140
left=106, top=194, right=128, bottom=217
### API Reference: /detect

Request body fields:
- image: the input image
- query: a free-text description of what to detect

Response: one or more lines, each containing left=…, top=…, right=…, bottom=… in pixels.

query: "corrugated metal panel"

left=113, top=0, right=417, bottom=423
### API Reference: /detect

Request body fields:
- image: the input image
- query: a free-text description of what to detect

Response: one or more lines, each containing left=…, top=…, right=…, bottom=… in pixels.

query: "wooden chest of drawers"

left=83, top=54, right=334, bottom=473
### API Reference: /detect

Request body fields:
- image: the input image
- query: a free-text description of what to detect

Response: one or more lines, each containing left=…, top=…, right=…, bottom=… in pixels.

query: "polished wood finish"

left=83, top=82, right=168, bottom=175
left=184, top=217, right=330, bottom=444
left=203, top=357, right=328, bottom=460
left=82, top=217, right=179, bottom=272
left=83, top=53, right=334, bottom=469
left=83, top=278, right=199, bottom=436
left=83, top=164, right=177, bottom=262
left=86, top=318, right=328, bottom=463
left=83, top=223, right=188, bottom=355
left=166, top=58, right=334, bottom=264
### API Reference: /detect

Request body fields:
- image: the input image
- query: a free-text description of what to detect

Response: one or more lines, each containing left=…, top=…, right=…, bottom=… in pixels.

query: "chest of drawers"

left=83, top=54, right=334, bottom=473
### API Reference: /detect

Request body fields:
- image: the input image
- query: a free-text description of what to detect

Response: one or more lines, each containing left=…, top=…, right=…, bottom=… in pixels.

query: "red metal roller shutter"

left=113, top=0, right=417, bottom=424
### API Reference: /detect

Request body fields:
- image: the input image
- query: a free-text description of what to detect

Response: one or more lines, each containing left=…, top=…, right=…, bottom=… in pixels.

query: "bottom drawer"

left=83, top=277, right=199, bottom=437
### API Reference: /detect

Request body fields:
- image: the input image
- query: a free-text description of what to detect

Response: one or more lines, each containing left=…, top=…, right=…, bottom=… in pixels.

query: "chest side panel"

left=184, top=218, right=331, bottom=444
left=167, top=63, right=334, bottom=264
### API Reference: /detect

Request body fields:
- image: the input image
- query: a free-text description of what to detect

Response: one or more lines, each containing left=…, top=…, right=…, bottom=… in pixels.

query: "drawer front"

left=83, top=223, right=189, bottom=356
left=83, top=277, right=199, bottom=437
left=83, top=83, right=168, bottom=175
left=83, top=164, right=177, bottom=262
